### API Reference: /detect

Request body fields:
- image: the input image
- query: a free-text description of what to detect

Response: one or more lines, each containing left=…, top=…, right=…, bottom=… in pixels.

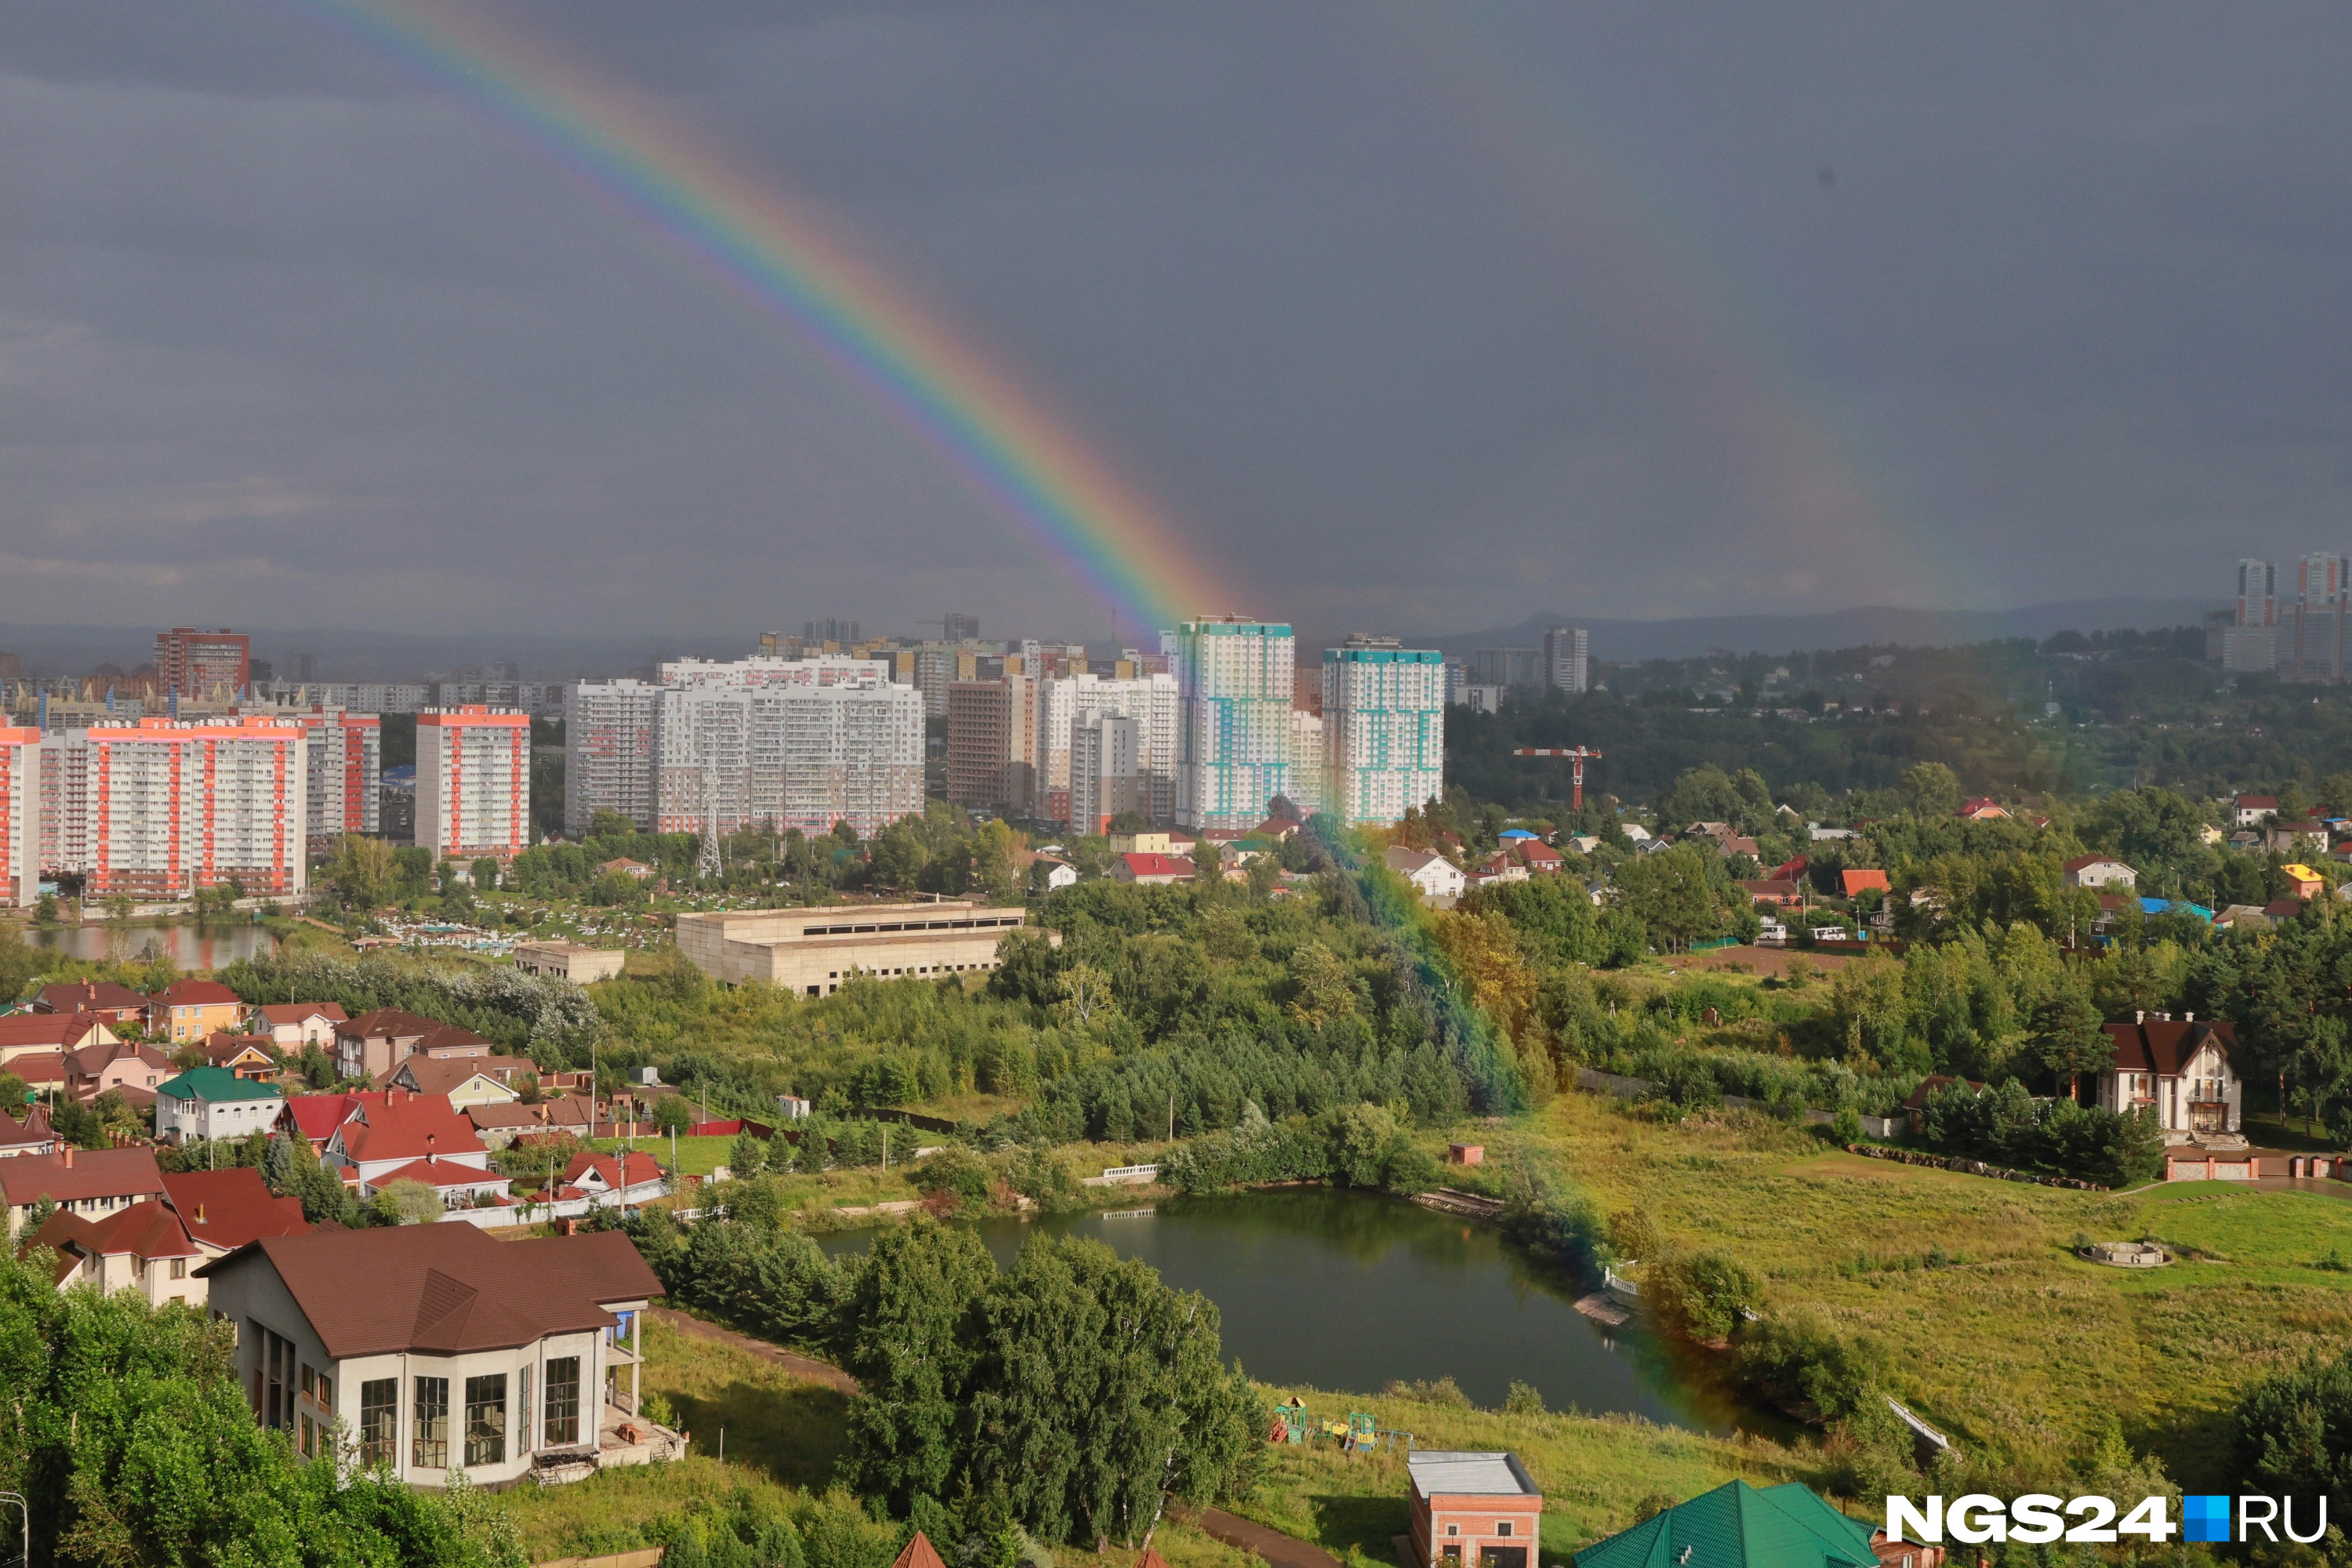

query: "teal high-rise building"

left=1174, top=618, right=1294, bottom=830
left=1323, top=638, right=1445, bottom=826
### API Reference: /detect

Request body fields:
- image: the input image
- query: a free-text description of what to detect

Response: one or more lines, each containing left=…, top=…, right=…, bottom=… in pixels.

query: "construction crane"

left=1512, top=746, right=1604, bottom=810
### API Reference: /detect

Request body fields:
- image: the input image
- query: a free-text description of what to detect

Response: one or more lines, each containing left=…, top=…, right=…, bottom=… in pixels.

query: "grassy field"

left=1236, top=1387, right=1814, bottom=1568
left=1499, top=1092, right=2352, bottom=1486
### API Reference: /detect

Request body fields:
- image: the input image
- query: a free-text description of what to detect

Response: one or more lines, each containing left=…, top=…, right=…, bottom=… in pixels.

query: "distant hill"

left=1406, top=598, right=2224, bottom=664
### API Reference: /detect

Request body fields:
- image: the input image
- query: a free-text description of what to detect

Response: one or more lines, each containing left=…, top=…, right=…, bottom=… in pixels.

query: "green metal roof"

left=157, top=1065, right=284, bottom=1104
left=1574, top=1482, right=1877, bottom=1568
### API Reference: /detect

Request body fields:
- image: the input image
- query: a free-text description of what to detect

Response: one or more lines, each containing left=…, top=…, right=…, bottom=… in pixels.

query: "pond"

left=823, top=1186, right=1764, bottom=1436
left=25, top=922, right=279, bottom=969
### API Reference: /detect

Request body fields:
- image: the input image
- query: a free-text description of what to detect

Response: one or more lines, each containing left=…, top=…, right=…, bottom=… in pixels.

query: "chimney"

left=426, top=1132, right=437, bottom=1164
left=195, top=1203, right=207, bottom=1225
left=62, top=1145, right=74, bottom=1169
left=2134, top=1011, right=2145, bottom=1025
left=2186, top=1011, right=2194, bottom=1022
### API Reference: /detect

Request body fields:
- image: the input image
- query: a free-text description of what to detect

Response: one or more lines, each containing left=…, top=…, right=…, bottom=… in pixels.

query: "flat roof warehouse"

left=674, top=902, right=1055, bottom=994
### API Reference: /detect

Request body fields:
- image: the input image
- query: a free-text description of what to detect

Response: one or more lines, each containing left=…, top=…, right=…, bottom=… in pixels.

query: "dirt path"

left=1183, top=1508, right=1345, bottom=1568
left=648, top=1306, right=858, bottom=1395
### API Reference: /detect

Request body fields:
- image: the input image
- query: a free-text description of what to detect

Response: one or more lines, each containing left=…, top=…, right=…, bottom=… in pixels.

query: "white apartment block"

left=1069, top=712, right=1140, bottom=834
left=1036, top=672, right=1178, bottom=826
left=416, top=708, right=530, bottom=860
left=1323, top=646, right=1445, bottom=827
left=39, top=718, right=307, bottom=897
left=1287, top=708, right=1324, bottom=818
left=655, top=655, right=890, bottom=689
left=655, top=680, right=921, bottom=840
left=281, top=710, right=380, bottom=845
left=0, top=728, right=37, bottom=906
left=263, top=682, right=431, bottom=714
left=1174, top=619, right=1295, bottom=831
left=1544, top=627, right=1590, bottom=695
left=566, top=679, right=661, bottom=833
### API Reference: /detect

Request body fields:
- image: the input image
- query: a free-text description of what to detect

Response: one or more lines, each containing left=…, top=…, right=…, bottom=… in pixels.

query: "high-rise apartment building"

left=41, top=717, right=306, bottom=896
left=153, top=628, right=251, bottom=698
left=655, top=680, right=921, bottom=840
left=2289, top=553, right=2350, bottom=684
left=1544, top=627, right=1590, bottom=695
left=284, top=709, right=380, bottom=847
left=804, top=619, right=860, bottom=647
left=0, top=728, right=38, bottom=906
left=942, top=613, right=981, bottom=643
left=1322, top=642, right=1445, bottom=827
left=1472, top=647, right=1543, bottom=690
left=1174, top=619, right=1294, bottom=831
left=1069, top=712, right=1140, bottom=834
left=1036, top=672, right=1178, bottom=826
left=946, top=676, right=1039, bottom=814
left=416, top=707, right=531, bottom=861
left=566, top=678, right=662, bottom=833
left=1286, top=708, right=1323, bottom=818
left=2227, top=558, right=2283, bottom=673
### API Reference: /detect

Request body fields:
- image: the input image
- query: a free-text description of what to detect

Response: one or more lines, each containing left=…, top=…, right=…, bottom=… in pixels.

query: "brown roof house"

left=0, top=1145, right=168, bottom=1238
left=64, top=1038, right=172, bottom=1105
left=0, top=1011, right=119, bottom=1068
left=32, top=980, right=151, bottom=1023
left=196, top=1225, right=672, bottom=1482
left=466, top=1094, right=593, bottom=1150
left=379, top=1054, right=535, bottom=1111
left=332, top=1008, right=442, bottom=1082
left=2098, top=1014, right=2240, bottom=1142
left=21, top=1200, right=206, bottom=1309
left=199, top=1032, right=280, bottom=1080
left=0, top=1105, right=61, bottom=1160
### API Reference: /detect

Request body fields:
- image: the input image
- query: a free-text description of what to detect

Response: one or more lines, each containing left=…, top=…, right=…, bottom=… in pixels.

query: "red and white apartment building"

left=37, top=717, right=307, bottom=898
left=416, top=706, right=530, bottom=860
left=0, top=726, right=38, bottom=907
left=287, top=709, right=381, bottom=848
left=152, top=627, right=252, bottom=697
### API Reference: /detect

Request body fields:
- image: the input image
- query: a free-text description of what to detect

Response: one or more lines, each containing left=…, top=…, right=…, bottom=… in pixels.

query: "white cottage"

left=2096, top=1014, right=2241, bottom=1139
left=198, top=1225, right=675, bottom=1485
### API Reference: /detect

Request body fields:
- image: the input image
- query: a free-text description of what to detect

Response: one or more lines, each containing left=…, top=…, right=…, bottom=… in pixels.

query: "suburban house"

left=1958, top=798, right=2009, bottom=821
left=1739, top=879, right=1805, bottom=909
left=9, top=1054, right=67, bottom=1101
left=2281, top=863, right=2327, bottom=900
left=33, top=980, right=151, bottom=1024
left=556, top=1149, right=667, bottom=1210
left=0, top=1011, right=119, bottom=1068
left=2062, top=854, right=2138, bottom=891
left=2270, top=820, right=2330, bottom=855
left=0, top=1145, right=168, bottom=1238
left=1838, top=869, right=1892, bottom=899
left=24, top=1201, right=206, bottom=1309
left=64, top=1038, right=173, bottom=1105
left=1028, top=855, right=1080, bottom=891
left=2097, top=1014, right=2241, bottom=1140
left=2234, top=794, right=2281, bottom=826
left=1512, top=840, right=1565, bottom=874
left=322, top=1091, right=509, bottom=1203
left=0, top=1106, right=60, bottom=1159
left=160, top=1167, right=310, bottom=1258
left=1900, top=1075, right=1986, bottom=1133
left=601, top=857, right=655, bottom=880
left=196, top=1225, right=673, bottom=1483
left=466, top=1095, right=593, bottom=1149
left=1111, top=852, right=1196, bottom=886
left=248, top=1002, right=349, bottom=1053
left=277, top=1092, right=368, bottom=1155
left=147, top=980, right=245, bottom=1044
left=200, top=1032, right=281, bottom=1080
left=513, top=943, right=629, bottom=983
left=381, top=1054, right=535, bottom=1110
left=333, top=1008, right=443, bottom=1081
left=154, top=1067, right=286, bottom=1146
left=1385, top=845, right=1468, bottom=908
left=1572, top=1480, right=1926, bottom=1568
left=1406, top=1450, right=1543, bottom=1568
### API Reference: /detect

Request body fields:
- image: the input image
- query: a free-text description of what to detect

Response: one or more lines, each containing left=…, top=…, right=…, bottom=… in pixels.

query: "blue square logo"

left=2182, top=1495, right=2231, bottom=1544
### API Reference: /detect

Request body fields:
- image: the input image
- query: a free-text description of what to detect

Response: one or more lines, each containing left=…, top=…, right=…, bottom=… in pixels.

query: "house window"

left=544, top=1356, right=580, bottom=1446
left=359, top=1378, right=395, bottom=1467
left=300, top=1414, right=314, bottom=1457
left=1446, top=1527, right=1459, bottom=1538
left=1496, top=1523, right=1513, bottom=1537
left=519, top=1363, right=533, bottom=1457
left=170, top=1258, right=186, bottom=1279
left=301, top=1364, right=316, bottom=1399
left=463, top=1374, right=507, bottom=1467
left=318, top=1374, right=332, bottom=1411
left=413, top=1377, right=449, bottom=1468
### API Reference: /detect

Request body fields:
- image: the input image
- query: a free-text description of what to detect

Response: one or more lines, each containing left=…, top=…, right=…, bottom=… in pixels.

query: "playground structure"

left=1268, top=1397, right=1410, bottom=1454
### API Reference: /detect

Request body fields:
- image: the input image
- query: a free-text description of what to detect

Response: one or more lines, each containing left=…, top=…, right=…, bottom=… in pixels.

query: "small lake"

left=823, top=1187, right=1762, bottom=1436
left=25, top=922, right=279, bottom=968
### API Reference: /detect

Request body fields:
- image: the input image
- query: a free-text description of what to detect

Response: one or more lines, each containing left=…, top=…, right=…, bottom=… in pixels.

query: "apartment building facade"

left=1174, top=619, right=1295, bottom=831
left=38, top=717, right=307, bottom=896
left=281, top=709, right=380, bottom=847
left=1036, top=672, right=1178, bottom=826
left=416, top=707, right=530, bottom=860
left=1069, top=712, right=1140, bottom=834
left=154, top=628, right=250, bottom=698
left=1323, top=644, right=1446, bottom=826
left=564, top=678, right=660, bottom=834
left=0, top=727, right=37, bottom=906
left=946, top=677, right=1039, bottom=814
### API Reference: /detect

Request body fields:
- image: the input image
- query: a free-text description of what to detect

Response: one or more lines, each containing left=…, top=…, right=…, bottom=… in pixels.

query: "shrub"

left=1645, top=1246, right=1762, bottom=1343
left=1736, top=1308, right=1885, bottom=1423
left=913, top=1147, right=996, bottom=1207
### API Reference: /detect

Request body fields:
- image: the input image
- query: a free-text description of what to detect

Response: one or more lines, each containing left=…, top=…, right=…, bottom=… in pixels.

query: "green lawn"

left=1502, top=1094, right=2352, bottom=1487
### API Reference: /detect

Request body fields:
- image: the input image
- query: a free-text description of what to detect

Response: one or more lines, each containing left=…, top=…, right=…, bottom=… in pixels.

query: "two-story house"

left=0, top=1145, right=168, bottom=1238
left=1407, top=1451, right=1544, bottom=1568
left=147, top=980, right=245, bottom=1044
left=64, top=1038, right=173, bottom=1105
left=323, top=1091, right=510, bottom=1204
left=197, top=1225, right=671, bottom=1483
left=2062, top=854, right=2138, bottom=891
left=247, top=1003, right=349, bottom=1054
left=0, top=1106, right=60, bottom=1159
left=381, top=1054, right=535, bottom=1112
left=199, top=1032, right=280, bottom=1080
left=0, top=1011, right=119, bottom=1069
left=154, top=1067, right=287, bottom=1146
left=557, top=1150, right=667, bottom=1210
left=1384, top=845, right=1468, bottom=908
left=32, top=980, right=152, bottom=1025
left=24, top=1201, right=206, bottom=1308
left=2096, top=1014, right=2242, bottom=1140
left=332, top=1008, right=441, bottom=1082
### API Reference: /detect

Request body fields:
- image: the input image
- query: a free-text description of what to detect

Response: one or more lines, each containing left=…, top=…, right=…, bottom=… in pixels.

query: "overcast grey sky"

left=2, top=2, right=2347, bottom=643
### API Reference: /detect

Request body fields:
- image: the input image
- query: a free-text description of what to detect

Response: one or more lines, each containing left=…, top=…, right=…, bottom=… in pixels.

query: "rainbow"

left=294, top=0, right=1226, bottom=634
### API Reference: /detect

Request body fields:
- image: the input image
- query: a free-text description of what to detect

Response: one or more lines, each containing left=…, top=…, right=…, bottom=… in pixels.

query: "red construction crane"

left=1512, top=746, right=1604, bottom=810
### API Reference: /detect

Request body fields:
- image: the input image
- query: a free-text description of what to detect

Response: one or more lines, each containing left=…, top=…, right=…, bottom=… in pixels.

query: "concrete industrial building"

left=38, top=718, right=307, bottom=898
left=1323, top=642, right=1445, bottom=826
left=416, top=707, right=530, bottom=861
left=1174, top=619, right=1295, bottom=831
left=675, top=902, right=1036, bottom=993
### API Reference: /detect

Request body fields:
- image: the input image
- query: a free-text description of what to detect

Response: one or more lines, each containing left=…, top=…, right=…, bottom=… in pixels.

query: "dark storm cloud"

left=2, top=1, right=2348, bottom=645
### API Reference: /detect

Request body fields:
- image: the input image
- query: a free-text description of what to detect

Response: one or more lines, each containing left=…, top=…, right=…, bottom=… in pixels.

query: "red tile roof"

left=150, top=980, right=240, bottom=1007
left=0, top=1146, right=166, bottom=1208
left=0, top=1105, right=56, bottom=1152
left=8, top=1053, right=67, bottom=1087
left=562, top=1149, right=662, bottom=1190
left=336, top=1097, right=486, bottom=1165
left=160, top=1168, right=308, bottom=1250
left=194, top=1226, right=662, bottom=1359
left=2103, top=1018, right=2235, bottom=1076
left=280, top=1093, right=365, bottom=1143
left=1117, top=852, right=1195, bottom=878
left=1839, top=869, right=1892, bottom=897
left=66, top=1039, right=172, bottom=1079
left=369, top=1156, right=510, bottom=1189
left=0, top=1013, right=114, bottom=1053
left=34, top=981, right=149, bottom=1015
left=255, top=1002, right=348, bottom=1026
